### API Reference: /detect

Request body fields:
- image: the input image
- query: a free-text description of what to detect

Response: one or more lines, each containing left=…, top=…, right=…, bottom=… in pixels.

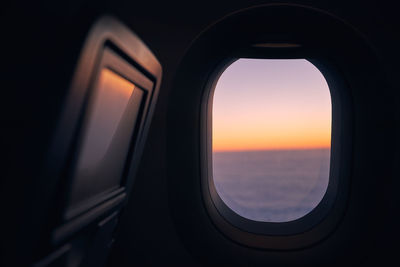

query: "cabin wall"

left=1, top=0, right=399, bottom=266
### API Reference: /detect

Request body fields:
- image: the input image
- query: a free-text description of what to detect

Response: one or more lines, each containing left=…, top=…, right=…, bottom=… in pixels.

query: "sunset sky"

left=212, top=59, right=331, bottom=152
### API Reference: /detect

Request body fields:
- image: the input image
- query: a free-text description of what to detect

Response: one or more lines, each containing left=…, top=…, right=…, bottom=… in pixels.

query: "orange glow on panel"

left=77, top=68, right=135, bottom=170
left=99, top=68, right=134, bottom=101
left=212, top=59, right=331, bottom=152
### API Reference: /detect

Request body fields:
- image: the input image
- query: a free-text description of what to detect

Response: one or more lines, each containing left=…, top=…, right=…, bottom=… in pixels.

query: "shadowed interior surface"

left=1, top=1, right=399, bottom=266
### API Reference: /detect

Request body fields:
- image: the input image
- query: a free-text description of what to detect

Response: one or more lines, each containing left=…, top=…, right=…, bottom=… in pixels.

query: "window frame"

left=200, top=54, right=353, bottom=248
left=166, top=4, right=362, bottom=252
left=64, top=47, right=152, bottom=220
left=44, top=17, right=162, bottom=245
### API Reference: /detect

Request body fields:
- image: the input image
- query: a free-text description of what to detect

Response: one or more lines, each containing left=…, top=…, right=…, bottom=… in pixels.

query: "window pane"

left=212, top=59, right=331, bottom=222
left=69, top=68, right=144, bottom=208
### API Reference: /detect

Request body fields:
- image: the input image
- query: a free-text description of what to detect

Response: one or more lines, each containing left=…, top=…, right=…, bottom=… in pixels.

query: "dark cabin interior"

left=1, top=1, right=399, bottom=266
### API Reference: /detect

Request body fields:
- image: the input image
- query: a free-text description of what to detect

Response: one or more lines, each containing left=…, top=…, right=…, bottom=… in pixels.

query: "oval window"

left=212, top=58, right=331, bottom=222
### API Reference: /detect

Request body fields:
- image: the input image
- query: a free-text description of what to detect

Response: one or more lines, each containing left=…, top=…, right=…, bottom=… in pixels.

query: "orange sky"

left=212, top=59, right=331, bottom=152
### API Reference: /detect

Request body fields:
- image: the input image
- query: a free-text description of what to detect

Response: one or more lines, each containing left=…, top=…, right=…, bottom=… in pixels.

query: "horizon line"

left=213, top=147, right=330, bottom=153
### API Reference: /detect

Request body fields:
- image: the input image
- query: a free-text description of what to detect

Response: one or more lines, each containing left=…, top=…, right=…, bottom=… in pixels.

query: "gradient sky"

left=212, top=59, right=331, bottom=152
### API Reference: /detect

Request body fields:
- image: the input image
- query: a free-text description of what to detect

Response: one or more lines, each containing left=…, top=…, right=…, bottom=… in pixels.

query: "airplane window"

left=212, top=59, right=331, bottom=222
left=69, top=68, right=144, bottom=209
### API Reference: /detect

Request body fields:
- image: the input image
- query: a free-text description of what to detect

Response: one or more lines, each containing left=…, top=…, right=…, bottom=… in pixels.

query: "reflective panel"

left=212, top=59, right=331, bottom=222
left=69, top=68, right=144, bottom=208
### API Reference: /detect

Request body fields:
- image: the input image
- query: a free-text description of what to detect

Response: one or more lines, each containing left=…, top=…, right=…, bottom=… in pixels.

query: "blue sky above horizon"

left=212, top=58, right=331, bottom=151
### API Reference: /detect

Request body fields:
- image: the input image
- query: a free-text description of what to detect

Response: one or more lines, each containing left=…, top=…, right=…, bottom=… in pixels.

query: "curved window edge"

left=200, top=56, right=352, bottom=249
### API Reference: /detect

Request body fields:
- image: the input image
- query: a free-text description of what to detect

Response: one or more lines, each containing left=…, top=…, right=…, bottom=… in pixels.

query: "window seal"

left=200, top=54, right=352, bottom=249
